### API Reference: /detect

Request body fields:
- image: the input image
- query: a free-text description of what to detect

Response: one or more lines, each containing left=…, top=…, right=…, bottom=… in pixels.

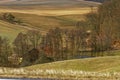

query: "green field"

left=0, top=20, right=27, bottom=42
left=26, top=55, right=120, bottom=72
left=0, top=55, right=120, bottom=79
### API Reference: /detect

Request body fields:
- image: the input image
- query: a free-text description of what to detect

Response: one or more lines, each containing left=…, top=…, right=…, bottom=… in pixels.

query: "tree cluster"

left=85, top=0, right=120, bottom=53
left=0, top=13, right=22, bottom=24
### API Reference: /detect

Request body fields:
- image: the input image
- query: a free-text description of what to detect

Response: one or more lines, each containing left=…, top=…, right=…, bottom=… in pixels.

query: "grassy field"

left=0, top=56, right=120, bottom=79
left=26, top=56, right=120, bottom=72
left=0, top=8, right=97, bottom=16
left=0, top=7, right=94, bottom=42
left=0, top=13, right=84, bottom=42
left=0, top=20, right=27, bottom=42
left=0, top=0, right=99, bottom=43
left=0, top=0, right=99, bottom=42
left=0, top=0, right=100, bottom=9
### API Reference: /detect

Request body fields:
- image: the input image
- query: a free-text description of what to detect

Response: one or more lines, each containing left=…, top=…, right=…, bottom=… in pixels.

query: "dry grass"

left=0, top=20, right=27, bottom=42
left=0, top=56, right=120, bottom=79
left=0, top=68, right=120, bottom=79
left=0, top=7, right=97, bottom=16
left=0, top=7, right=97, bottom=42
left=0, top=9, right=88, bottom=42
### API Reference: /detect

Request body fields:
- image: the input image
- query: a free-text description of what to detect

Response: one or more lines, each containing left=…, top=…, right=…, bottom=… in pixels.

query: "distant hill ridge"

left=0, top=0, right=101, bottom=7
left=85, top=0, right=105, bottom=3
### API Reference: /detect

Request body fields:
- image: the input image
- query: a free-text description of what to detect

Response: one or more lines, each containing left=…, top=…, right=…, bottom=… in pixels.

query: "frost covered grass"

left=0, top=68, right=120, bottom=79
left=0, top=56, right=120, bottom=79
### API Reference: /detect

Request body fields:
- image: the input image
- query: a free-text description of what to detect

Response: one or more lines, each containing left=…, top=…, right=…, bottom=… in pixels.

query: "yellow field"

left=0, top=7, right=97, bottom=42
left=0, top=7, right=97, bottom=16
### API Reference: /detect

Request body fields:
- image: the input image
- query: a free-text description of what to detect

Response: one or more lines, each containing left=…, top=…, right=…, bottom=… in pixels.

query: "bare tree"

left=13, top=32, right=29, bottom=57
left=27, top=30, right=41, bottom=49
left=0, top=36, right=12, bottom=66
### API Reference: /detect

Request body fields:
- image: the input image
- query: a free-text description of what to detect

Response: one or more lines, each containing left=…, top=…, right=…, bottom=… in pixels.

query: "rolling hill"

left=0, top=56, right=120, bottom=79
left=0, top=0, right=100, bottom=8
left=85, top=0, right=105, bottom=3
left=0, top=19, right=27, bottom=42
left=0, top=0, right=99, bottom=42
left=26, top=56, right=120, bottom=72
left=0, top=12, right=86, bottom=42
